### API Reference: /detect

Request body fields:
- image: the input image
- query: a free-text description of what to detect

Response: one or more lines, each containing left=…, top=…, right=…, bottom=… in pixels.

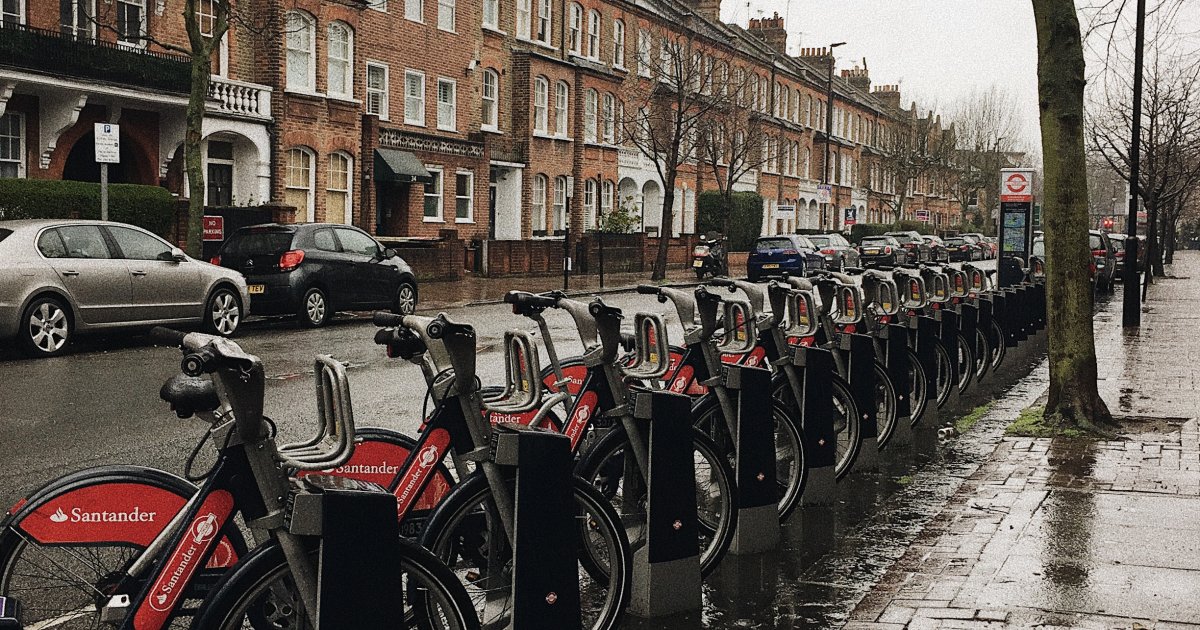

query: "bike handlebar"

left=636, top=284, right=661, bottom=295
left=504, top=290, right=559, bottom=310
left=372, top=312, right=405, bottom=327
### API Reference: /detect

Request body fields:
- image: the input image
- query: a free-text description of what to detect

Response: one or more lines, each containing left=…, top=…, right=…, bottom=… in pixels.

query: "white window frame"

left=584, top=89, right=597, bottom=143
left=481, top=69, right=499, bottom=131
left=285, top=147, right=316, bottom=222
left=0, top=112, right=26, bottom=179
left=116, top=0, right=147, bottom=46
left=583, top=178, right=596, bottom=228
left=515, top=0, right=531, bottom=39
left=196, top=0, right=216, bottom=36
left=366, top=62, right=390, bottom=120
left=552, top=176, right=567, bottom=232
left=60, top=0, right=96, bottom=37
left=326, top=22, right=354, bottom=99
left=554, top=81, right=568, bottom=136
left=612, top=20, right=625, bottom=68
left=285, top=11, right=316, bottom=93
left=568, top=3, right=582, bottom=54
left=601, top=180, right=614, bottom=217
left=405, top=0, right=422, bottom=22
left=454, top=170, right=474, bottom=223
left=370, top=0, right=386, bottom=13
left=533, top=77, right=548, bottom=133
left=437, top=78, right=457, bottom=131
left=601, top=92, right=615, bottom=144
left=482, top=0, right=498, bottom=29
left=637, top=30, right=650, bottom=76
left=405, top=70, right=426, bottom=126
left=326, top=152, right=353, bottom=224
left=423, top=166, right=444, bottom=222
left=535, top=0, right=551, bottom=44
left=532, top=174, right=548, bottom=232
left=437, top=0, right=454, bottom=32
left=586, top=10, right=600, bottom=59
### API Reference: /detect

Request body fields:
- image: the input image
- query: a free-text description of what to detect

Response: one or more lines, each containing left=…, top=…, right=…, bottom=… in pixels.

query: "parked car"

left=857, top=235, right=904, bottom=267
left=0, top=219, right=248, bottom=357
left=960, top=233, right=995, bottom=259
left=807, top=233, right=860, bottom=271
left=884, top=230, right=932, bottom=263
left=747, top=235, right=826, bottom=281
left=922, top=234, right=951, bottom=263
left=959, top=235, right=988, bottom=261
left=1090, top=229, right=1117, bottom=291
left=1108, top=233, right=1145, bottom=275
left=943, top=236, right=976, bottom=262
left=214, top=223, right=418, bottom=327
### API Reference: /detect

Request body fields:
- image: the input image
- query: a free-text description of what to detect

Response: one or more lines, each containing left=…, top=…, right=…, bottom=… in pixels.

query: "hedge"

left=697, top=190, right=764, bottom=251
left=0, top=178, right=175, bottom=236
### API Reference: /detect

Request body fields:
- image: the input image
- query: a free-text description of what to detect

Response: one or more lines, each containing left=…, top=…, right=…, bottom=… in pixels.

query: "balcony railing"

left=207, top=77, right=272, bottom=120
left=0, top=21, right=190, bottom=94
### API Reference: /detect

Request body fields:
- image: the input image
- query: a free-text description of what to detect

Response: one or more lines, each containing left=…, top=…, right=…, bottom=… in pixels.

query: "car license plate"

left=693, top=260, right=704, bottom=268
left=865, top=249, right=879, bottom=255
left=762, top=263, right=780, bottom=269
left=248, top=285, right=265, bottom=295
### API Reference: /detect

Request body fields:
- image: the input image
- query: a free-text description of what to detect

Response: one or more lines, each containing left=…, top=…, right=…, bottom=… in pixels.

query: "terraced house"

left=0, top=0, right=962, bottom=274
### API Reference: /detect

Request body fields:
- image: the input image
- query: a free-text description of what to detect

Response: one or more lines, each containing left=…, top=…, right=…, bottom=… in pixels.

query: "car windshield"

left=755, top=238, right=794, bottom=252
left=222, top=230, right=295, bottom=255
left=808, top=236, right=830, bottom=246
left=862, top=237, right=891, bottom=246
left=1089, top=234, right=1104, bottom=250
left=885, top=233, right=916, bottom=243
left=1032, top=239, right=1045, bottom=256
left=946, top=238, right=966, bottom=246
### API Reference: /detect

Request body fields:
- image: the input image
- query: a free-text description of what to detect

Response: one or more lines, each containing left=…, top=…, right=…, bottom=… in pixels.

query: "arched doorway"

left=641, top=180, right=662, bottom=235
left=62, top=129, right=154, bottom=185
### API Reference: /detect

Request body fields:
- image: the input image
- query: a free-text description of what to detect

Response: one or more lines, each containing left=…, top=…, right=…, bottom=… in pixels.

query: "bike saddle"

left=159, top=373, right=220, bottom=419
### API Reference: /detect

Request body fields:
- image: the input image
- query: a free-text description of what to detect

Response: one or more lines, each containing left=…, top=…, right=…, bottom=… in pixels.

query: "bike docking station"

left=898, top=272, right=942, bottom=438
left=834, top=282, right=882, bottom=472
left=864, top=271, right=915, bottom=448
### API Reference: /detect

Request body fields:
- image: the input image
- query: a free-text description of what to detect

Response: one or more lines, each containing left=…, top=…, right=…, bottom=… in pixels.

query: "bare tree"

left=876, top=102, right=955, bottom=226
left=619, top=21, right=738, bottom=280
left=696, top=67, right=771, bottom=236
left=1032, top=0, right=1113, bottom=428
left=950, top=86, right=1025, bottom=227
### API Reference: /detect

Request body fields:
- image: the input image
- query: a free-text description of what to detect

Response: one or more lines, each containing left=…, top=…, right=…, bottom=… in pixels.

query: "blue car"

left=747, top=235, right=826, bottom=282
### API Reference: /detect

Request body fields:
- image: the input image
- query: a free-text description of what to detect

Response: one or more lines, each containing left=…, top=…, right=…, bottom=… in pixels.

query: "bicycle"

left=0, top=328, right=479, bottom=630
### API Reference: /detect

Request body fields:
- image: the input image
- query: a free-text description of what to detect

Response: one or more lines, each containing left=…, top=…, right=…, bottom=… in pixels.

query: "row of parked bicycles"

left=0, top=257, right=1047, bottom=630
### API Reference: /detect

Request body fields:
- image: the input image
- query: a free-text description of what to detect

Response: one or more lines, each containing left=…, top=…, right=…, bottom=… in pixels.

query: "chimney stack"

left=871, top=84, right=902, bottom=110
left=840, top=59, right=870, bottom=92
left=748, top=12, right=788, bottom=55
left=682, top=0, right=722, bottom=22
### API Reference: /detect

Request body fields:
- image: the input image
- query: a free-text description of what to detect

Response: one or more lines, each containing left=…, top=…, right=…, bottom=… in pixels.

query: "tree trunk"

left=184, top=51, right=211, bottom=257
left=1165, top=210, right=1177, bottom=264
left=652, top=179, right=676, bottom=280
left=1148, top=198, right=1165, bottom=278
left=1032, top=0, right=1113, bottom=428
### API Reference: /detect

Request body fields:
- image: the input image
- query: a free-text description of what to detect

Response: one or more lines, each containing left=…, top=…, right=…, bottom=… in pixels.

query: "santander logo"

left=47, top=506, right=157, bottom=524
left=417, top=444, right=439, bottom=468
left=50, top=508, right=68, bottom=523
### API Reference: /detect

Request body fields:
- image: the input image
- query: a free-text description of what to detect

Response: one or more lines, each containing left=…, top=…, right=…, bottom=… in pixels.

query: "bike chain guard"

left=276, top=356, right=356, bottom=471
left=483, top=330, right=544, bottom=415
left=620, top=312, right=671, bottom=380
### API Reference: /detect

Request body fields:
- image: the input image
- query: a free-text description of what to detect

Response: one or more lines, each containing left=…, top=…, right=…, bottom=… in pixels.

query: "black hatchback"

left=214, top=223, right=418, bottom=327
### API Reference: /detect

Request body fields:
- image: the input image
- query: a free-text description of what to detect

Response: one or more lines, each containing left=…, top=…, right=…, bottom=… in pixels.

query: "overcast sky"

left=720, top=0, right=1200, bottom=158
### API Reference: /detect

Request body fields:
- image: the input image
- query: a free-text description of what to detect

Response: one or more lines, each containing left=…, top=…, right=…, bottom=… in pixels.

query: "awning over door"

left=374, top=149, right=432, bottom=184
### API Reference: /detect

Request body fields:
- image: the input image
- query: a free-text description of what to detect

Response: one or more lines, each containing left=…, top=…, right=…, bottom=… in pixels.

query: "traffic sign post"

left=843, top=207, right=858, bottom=226
left=998, top=169, right=1035, bottom=287
left=94, top=124, right=120, bottom=221
left=202, top=216, right=225, bottom=241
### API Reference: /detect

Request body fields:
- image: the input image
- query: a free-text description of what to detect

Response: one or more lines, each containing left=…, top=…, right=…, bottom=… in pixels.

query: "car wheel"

left=393, top=281, right=418, bottom=315
left=20, top=297, right=72, bottom=357
left=203, top=287, right=242, bottom=337
left=299, top=287, right=331, bottom=327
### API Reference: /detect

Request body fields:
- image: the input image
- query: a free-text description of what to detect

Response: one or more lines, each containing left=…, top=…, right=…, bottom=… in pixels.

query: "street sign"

left=915, top=209, right=930, bottom=223
left=776, top=205, right=795, bottom=219
left=202, top=216, right=225, bottom=241
left=94, top=123, right=120, bottom=164
left=999, top=168, right=1034, bottom=203
left=843, top=207, right=857, bottom=226
left=817, top=184, right=832, bottom=204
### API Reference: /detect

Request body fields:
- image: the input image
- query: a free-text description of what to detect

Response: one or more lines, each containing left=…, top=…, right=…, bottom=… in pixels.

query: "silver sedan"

left=0, top=219, right=249, bottom=357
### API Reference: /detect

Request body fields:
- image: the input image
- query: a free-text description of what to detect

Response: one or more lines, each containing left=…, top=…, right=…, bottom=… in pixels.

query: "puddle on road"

left=622, top=344, right=1051, bottom=629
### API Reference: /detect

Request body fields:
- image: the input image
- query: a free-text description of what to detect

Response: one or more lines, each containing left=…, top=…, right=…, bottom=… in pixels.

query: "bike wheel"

left=906, top=348, right=929, bottom=427
left=770, top=376, right=860, bottom=481
left=690, top=395, right=807, bottom=521
left=956, top=333, right=974, bottom=393
left=973, top=329, right=990, bottom=381
left=873, top=361, right=899, bottom=449
left=190, top=540, right=480, bottom=630
left=420, top=474, right=630, bottom=630
left=575, top=426, right=736, bottom=578
left=990, top=321, right=1007, bottom=369
left=935, top=342, right=953, bottom=408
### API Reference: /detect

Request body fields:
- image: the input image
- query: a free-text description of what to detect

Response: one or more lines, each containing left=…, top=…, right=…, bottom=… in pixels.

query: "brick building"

left=1, top=0, right=963, bottom=271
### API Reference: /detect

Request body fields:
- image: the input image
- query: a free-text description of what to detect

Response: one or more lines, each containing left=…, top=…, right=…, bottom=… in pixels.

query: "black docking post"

left=915, top=315, right=941, bottom=429
left=628, top=390, right=703, bottom=618
left=795, top=345, right=838, bottom=505
left=937, top=308, right=961, bottom=409
left=0, top=596, right=21, bottom=630
left=959, top=302, right=979, bottom=385
left=492, top=424, right=583, bottom=630
left=725, top=364, right=781, bottom=553
left=843, top=333, right=879, bottom=472
left=883, top=323, right=914, bottom=447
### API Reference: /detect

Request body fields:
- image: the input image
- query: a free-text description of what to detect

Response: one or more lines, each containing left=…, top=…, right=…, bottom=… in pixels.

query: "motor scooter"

left=692, top=231, right=728, bottom=279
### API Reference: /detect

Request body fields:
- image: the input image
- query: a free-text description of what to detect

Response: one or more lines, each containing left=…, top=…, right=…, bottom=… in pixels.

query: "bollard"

left=884, top=323, right=914, bottom=447
left=494, top=424, right=583, bottom=630
left=796, top=345, right=838, bottom=504
left=843, top=333, right=879, bottom=472
left=725, top=364, right=781, bottom=554
left=628, top=390, right=703, bottom=618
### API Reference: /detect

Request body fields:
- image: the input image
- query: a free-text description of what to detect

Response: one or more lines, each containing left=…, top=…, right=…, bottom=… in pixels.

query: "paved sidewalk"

left=846, top=251, right=1200, bottom=630
left=417, top=267, right=702, bottom=310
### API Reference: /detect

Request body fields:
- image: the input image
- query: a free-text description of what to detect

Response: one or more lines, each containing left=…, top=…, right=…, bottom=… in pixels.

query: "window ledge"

left=422, top=217, right=444, bottom=223
left=405, top=120, right=427, bottom=127
left=328, top=94, right=361, bottom=104
left=481, top=126, right=502, bottom=135
left=437, top=126, right=458, bottom=132
left=455, top=218, right=475, bottom=224
left=285, top=87, right=326, bottom=98
left=483, top=25, right=506, bottom=35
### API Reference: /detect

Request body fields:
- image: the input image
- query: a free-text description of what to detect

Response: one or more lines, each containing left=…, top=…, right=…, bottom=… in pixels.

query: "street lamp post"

left=823, top=42, right=846, bottom=231
left=1123, top=0, right=1147, bottom=328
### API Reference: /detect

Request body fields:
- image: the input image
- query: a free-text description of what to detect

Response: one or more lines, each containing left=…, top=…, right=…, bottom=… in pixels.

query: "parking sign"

left=94, top=124, right=120, bottom=164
